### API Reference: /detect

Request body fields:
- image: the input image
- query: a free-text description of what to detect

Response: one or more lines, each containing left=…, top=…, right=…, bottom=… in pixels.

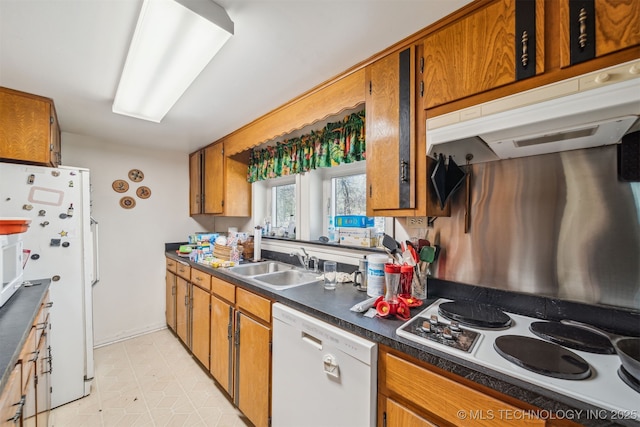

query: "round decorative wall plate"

left=128, top=169, right=144, bottom=182
left=120, top=196, right=136, bottom=209
left=136, top=186, right=151, bottom=199
left=112, top=179, right=129, bottom=193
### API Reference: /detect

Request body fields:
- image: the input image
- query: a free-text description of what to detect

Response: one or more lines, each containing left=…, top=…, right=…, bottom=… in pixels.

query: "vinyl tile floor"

left=50, top=329, right=250, bottom=427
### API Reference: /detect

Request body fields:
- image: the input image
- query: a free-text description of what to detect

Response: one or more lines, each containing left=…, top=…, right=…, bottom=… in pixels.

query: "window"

left=272, top=183, right=295, bottom=227
left=330, top=172, right=385, bottom=233
left=252, top=160, right=391, bottom=242
left=332, top=174, right=366, bottom=216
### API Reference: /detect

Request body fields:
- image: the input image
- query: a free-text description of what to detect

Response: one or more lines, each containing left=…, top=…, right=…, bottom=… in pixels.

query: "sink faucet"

left=290, top=247, right=318, bottom=272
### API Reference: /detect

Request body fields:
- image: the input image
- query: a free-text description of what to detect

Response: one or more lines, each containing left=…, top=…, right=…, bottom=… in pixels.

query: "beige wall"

left=62, top=132, right=214, bottom=346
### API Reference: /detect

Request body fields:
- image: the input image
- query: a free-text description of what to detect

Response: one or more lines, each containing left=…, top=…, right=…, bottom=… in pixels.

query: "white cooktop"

left=397, top=299, right=639, bottom=422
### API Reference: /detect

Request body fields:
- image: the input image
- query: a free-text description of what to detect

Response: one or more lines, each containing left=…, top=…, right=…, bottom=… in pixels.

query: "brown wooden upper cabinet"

left=203, top=143, right=225, bottom=214
left=422, top=0, right=541, bottom=110
left=189, top=151, right=202, bottom=215
left=366, top=47, right=416, bottom=213
left=0, top=87, right=61, bottom=167
left=189, top=142, right=251, bottom=216
left=560, top=0, right=640, bottom=67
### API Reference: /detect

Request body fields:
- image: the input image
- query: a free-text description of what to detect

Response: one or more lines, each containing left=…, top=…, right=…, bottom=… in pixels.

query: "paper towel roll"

left=253, top=227, right=262, bottom=262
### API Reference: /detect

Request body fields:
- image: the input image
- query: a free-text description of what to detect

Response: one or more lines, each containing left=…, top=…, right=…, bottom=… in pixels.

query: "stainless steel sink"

left=227, top=261, right=293, bottom=276
left=226, top=261, right=321, bottom=290
left=253, top=269, right=322, bottom=290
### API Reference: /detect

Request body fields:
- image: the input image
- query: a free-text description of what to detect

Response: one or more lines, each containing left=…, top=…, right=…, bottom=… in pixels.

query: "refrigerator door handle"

left=90, top=216, right=100, bottom=286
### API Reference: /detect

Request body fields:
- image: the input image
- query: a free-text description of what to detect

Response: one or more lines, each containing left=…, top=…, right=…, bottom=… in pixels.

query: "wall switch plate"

left=406, top=217, right=427, bottom=228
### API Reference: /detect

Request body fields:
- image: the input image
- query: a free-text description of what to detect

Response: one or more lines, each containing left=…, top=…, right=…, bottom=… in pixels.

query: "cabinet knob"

left=629, top=64, right=640, bottom=75
left=594, top=73, right=611, bottom=84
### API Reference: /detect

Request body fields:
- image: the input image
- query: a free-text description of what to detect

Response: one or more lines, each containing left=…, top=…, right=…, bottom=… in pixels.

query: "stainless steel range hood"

left=427, top=60, right=640, bottom=164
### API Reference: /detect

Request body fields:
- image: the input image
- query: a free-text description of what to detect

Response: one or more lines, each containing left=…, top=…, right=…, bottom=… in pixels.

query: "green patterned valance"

left=247, top=110, right=365, bottom=183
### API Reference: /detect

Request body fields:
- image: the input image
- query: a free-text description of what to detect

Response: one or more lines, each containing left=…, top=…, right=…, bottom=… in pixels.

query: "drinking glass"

left=323, top=261, right=337, bottom=290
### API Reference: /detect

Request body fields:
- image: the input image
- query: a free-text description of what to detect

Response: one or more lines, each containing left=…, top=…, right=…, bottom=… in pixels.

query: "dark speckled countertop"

left=172, top=251, right=639, bottom=427
left=0, top=279, right=50, bottom=391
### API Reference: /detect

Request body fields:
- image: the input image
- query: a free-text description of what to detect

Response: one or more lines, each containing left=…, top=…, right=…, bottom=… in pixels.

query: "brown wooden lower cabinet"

left=23, top=357, right=37, bottom=427
left=381, top=397, right=437, bottom=427
left=165, top=262, right=272, bottom=427
left=175, top=276, right=189, bottom=345
left=235, top=312, right=270, bottom=427
left=35, top=332, right=51, bottom=427
left=165, top=270, right=177, bottom=332
left=0, top=364, right=22, bottom=427
left=210, top=293, right=233, bottom=394
left=191, top=284, right=210, bottom=368
left=0, top=292, right=51, bottom=427
left=378, top=346, right=579, bottom=427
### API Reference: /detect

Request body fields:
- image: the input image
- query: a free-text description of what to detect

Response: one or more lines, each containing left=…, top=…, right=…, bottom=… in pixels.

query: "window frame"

left=252, top=161, right=393, bottom=243
left=264, top=175, right=296, bottom=229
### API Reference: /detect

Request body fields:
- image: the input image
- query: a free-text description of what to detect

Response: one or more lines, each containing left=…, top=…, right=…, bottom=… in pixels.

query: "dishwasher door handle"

left=301, top=332, right=322, bottom=350
left=323, top=354, right=340, bottom=378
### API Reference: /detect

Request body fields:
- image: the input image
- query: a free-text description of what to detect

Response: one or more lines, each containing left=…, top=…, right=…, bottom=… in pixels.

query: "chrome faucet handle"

left=300, top=247, right=309, bottom=257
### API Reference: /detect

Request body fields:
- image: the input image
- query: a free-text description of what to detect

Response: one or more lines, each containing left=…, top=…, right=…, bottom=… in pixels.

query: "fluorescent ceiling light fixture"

left=113, top=0, right=233, bottom=122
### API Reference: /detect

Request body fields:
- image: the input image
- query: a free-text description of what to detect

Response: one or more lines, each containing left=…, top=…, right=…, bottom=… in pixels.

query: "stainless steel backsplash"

left=430, top=145, right=640, bottom=310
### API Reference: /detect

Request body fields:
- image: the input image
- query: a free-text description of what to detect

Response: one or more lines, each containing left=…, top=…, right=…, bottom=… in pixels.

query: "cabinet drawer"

left=211, top=276, right=235, bottom=303
left=166, top=257, right=177, bottom=273
left=176, top=261, right=191, bottom=280
left=383, top=352, right=544, bottom=427
left=34, top=307, right=49, bottom=346
left=236, top=288, right=271, bottom=324
left=191, top=268, right=211, bottom=291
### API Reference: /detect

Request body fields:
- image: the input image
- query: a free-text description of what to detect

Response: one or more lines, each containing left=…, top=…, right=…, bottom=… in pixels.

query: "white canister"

left=367, top=254, right=389, bottom=297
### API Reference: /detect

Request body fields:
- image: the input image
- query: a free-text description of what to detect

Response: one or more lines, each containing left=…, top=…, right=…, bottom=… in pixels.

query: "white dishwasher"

left=272, top=303, right=377, bottom=427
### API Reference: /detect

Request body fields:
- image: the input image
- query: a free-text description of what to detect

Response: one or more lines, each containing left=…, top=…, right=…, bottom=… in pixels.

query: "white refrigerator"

left=0, top=162, right=98, bottom=408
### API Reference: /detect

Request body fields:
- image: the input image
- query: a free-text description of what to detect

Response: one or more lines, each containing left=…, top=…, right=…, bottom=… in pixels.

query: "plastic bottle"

left=263, top=217, right=271, bottom=236
left=327, top=215, right=336, bottom=242
left=287, top=215, right=296, bottom=238
left=367, top=254, right=389, bottom=297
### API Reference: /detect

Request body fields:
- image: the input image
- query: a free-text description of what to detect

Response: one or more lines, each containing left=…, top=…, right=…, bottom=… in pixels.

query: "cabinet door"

left=366, top=47, right=415, bottom=212
left=23, top=360, right=36, bottom=427
left=383, top=397, right=437, bottom=427
left=203, top=143, right=224, bottom=214
left=222, top=151, right=252, bottom=217
left=166, top=271, right=177, bottom=331
left=210, top=295, right=234, bottom=396
left=234, top=312, right=270, bottom=427
left=0, top=364, right=22, bottom=427
left=175, top=277, right=189, bottom=345
left=49, top=108, right=61, bottom=167
left=561, top=0, right=640, bottom=66
left=189, top=151, right=203, bottom=215
left=0, top=87, right=55, bottom=166
left=423, top=0, right=520, bottom=109
left=191, top=285, right=210, bottom=368
left=36, top=334, right=51, bottom=427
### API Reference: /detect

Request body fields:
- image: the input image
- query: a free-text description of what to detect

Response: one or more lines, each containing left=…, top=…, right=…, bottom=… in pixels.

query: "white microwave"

left=1, top=233, right=24, bottom=308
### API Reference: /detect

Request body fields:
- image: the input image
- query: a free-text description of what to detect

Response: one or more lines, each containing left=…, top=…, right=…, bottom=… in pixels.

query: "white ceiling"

left=0, top=0, right=471, bottom=153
